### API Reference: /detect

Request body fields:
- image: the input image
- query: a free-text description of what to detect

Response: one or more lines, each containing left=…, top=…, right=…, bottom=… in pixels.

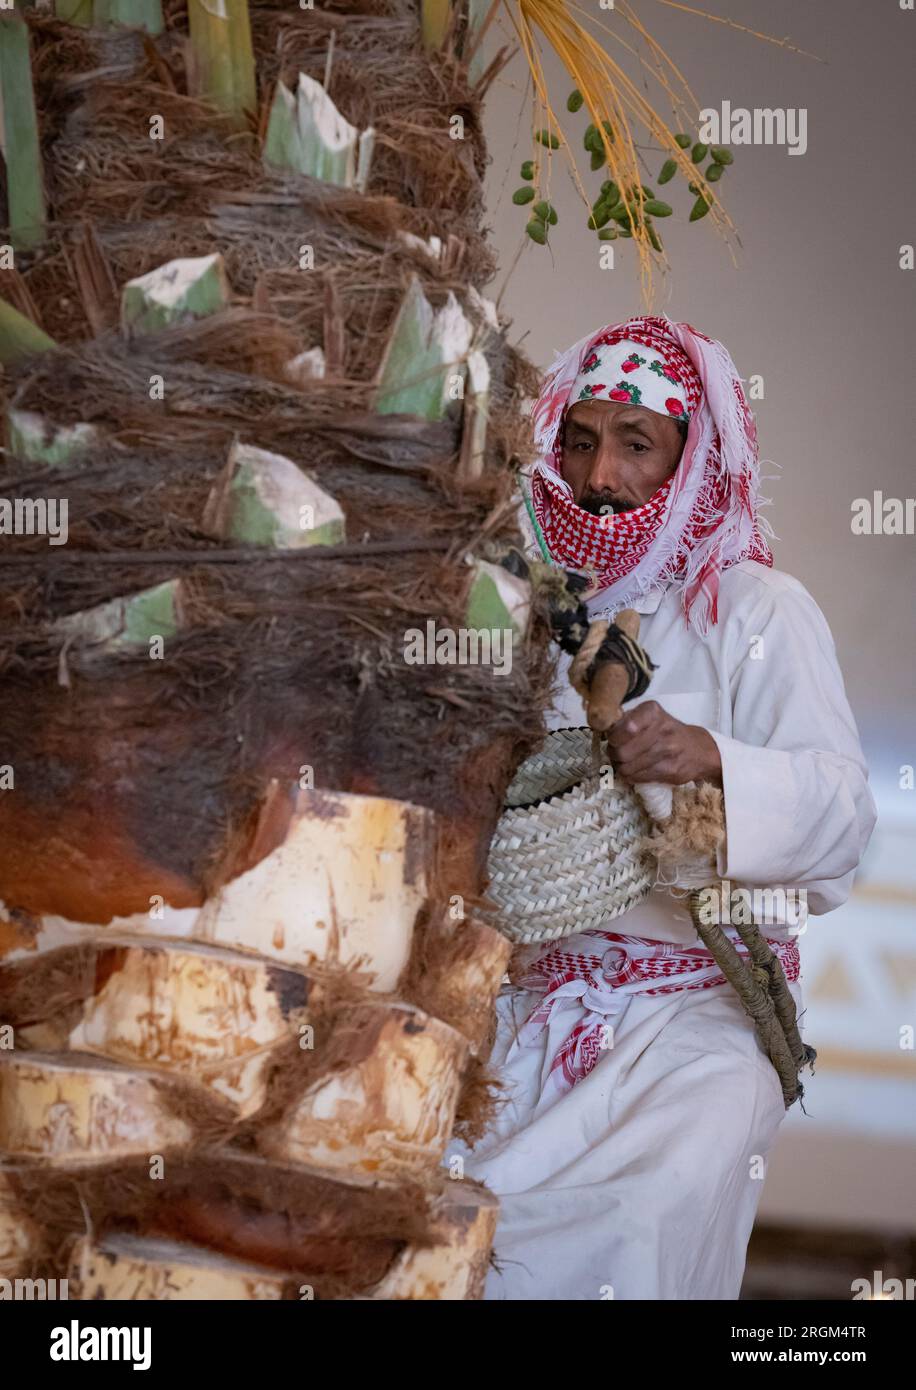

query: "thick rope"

left=687, top=889, right=815, bottom=1108
left=568, top=618, right=608, bottom=699
left=731, top=919, right=816, bottom=1078
left=508, top=559, right=816, bottom=1108
left=566, top=617, right=655, bottom=708
left=569, top=602, right=814, bottom=1107
left=588, top=625, right=655, bottom=700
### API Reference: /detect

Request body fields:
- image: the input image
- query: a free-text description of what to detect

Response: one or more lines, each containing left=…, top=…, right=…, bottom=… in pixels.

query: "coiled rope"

left=517, top=557, right=816, bottom=1108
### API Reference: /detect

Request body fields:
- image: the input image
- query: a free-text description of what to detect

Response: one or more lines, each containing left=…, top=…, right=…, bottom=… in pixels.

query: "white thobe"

left=451, top=559, right=877, bottom=1300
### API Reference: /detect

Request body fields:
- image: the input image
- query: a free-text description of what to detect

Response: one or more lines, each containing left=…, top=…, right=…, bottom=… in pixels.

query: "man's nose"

left=586, top=440, right=623, bottom=495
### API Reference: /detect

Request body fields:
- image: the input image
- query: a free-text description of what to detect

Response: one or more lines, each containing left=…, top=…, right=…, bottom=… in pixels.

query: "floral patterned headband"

left=567, top=335, right=697, bottom=425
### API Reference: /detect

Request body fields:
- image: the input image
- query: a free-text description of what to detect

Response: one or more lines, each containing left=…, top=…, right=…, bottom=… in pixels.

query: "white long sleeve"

left=544, top=560, right=877, bottom=940
left=708, top=574, right=877, bottom=914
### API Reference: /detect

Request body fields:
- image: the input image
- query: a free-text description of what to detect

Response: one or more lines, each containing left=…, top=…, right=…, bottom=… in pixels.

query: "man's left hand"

left=604, top=699, right=723, bottom=786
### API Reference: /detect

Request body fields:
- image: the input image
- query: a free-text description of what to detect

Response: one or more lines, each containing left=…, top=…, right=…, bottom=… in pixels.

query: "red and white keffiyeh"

left=524, top=315, right=775, bottom=631
left=512, top=929, right=800, bottom=1103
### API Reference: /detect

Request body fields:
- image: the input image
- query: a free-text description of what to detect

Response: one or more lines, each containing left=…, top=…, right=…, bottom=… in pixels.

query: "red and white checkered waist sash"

left=511, top=929, right=801, bottom=1097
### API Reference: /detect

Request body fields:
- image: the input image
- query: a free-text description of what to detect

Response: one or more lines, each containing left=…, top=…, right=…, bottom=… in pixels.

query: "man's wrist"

left=693, top=727, right=723, bottom=786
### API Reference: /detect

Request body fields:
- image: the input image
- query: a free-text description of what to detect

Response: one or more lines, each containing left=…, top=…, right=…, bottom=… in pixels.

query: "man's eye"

left=629, top=442, right=648, bottom=453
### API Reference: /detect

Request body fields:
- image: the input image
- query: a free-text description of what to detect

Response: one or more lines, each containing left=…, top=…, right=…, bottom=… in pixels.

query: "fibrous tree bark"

left=0, top=0, right=550, bottom=1299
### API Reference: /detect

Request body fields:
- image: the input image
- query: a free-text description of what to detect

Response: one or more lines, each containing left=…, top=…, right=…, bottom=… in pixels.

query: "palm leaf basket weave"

left=484, top=727, right=654, bottom=944
left=485, top=727, right=816, bottom=1109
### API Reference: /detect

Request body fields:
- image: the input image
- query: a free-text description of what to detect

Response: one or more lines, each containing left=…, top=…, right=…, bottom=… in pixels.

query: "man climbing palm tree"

left=455, top=314, right=877, bottom=1301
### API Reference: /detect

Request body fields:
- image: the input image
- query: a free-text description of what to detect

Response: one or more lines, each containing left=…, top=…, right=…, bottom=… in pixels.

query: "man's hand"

left=604, top=699, right=722, bottom=786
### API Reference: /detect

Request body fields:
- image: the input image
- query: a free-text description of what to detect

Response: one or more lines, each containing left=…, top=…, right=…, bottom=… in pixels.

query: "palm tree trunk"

left=0, top=0, right=547, bottom=1300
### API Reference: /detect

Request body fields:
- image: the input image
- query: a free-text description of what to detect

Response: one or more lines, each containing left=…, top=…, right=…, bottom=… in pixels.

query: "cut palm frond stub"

left=0, top=8, right=46, bottom=252
left=188, top=0, right=257, bottom=129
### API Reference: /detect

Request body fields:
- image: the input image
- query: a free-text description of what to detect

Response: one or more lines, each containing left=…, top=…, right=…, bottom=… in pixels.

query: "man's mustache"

left=578, top=491, right=636, bottom=516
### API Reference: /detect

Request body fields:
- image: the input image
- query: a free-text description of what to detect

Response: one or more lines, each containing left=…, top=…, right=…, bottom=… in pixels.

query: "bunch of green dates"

left=512, top=91, right=736, bottom=250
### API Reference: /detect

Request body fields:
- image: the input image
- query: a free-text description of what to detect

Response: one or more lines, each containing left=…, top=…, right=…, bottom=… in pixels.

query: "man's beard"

left=578, top=491, right=636, bottom=517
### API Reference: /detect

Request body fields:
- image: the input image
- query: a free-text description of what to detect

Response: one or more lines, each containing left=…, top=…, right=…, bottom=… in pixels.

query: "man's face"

left=559, top=399, right=686, bottom=515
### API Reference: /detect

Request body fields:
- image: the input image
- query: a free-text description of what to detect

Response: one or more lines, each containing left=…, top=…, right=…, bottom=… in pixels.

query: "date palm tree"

left=0, top=0, right=768, bottom=1299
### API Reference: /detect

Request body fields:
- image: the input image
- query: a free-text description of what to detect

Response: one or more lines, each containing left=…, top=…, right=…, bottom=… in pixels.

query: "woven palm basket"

left=484, top=728, right=654, bottom=945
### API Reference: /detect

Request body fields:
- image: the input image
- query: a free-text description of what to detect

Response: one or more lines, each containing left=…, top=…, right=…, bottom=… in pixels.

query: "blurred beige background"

left=480, top=0, right=916, bottom=1260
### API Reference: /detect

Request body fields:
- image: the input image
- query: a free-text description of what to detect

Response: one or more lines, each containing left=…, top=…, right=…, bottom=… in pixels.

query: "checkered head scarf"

left=525, top=315, right=774, bottom=630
